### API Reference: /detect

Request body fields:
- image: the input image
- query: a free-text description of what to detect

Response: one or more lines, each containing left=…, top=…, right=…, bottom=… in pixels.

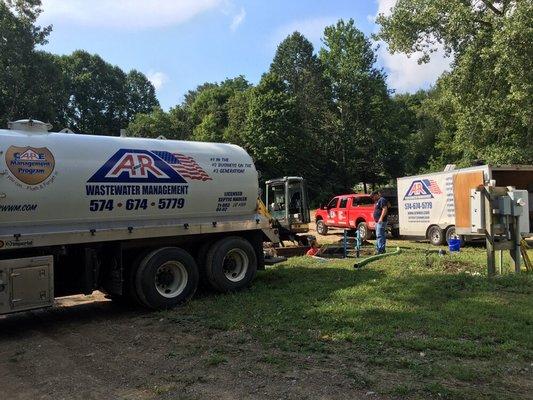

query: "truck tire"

left=357, top=222, right=373, bottom=241
left=134, top=247, right=199, bottom=310
left=428, top=225, right=445, bottom=246
left=391, top=228, right=400, bottom=239
left=205, top=236, right=257, bottom=293
left=316, top=220, right=328, bottom=235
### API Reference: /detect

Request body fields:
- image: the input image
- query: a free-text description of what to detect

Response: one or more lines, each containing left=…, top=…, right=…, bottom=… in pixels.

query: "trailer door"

left=453, top=171, right=485, bottom=234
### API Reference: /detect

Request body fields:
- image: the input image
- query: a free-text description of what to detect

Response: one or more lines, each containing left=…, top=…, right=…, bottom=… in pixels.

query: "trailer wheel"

left=205, top=236, right=257, bottom=293
left=445, top=226, right=464, bottom=246
left=428, top=225, right=445, bottom=246
left=316, top=220, right=328, bottom=235
left=134, top=247, right=198, bottom=309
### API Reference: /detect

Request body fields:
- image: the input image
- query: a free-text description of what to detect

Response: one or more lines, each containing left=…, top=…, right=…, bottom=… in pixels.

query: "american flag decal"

left=423, top=179, right=442, bottom=194
left=152, top=151, right=212, bottom=181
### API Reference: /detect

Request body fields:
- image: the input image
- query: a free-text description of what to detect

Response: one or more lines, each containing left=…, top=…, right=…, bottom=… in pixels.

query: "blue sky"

left=38, top=0, right=450, bottom=110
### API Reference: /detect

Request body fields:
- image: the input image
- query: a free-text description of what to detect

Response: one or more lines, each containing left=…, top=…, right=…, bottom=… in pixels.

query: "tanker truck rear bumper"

left=0, top=215, right=277, bottom=315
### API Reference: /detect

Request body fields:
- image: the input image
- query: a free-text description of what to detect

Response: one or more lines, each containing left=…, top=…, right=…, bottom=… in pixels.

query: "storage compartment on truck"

left=0, top=255, right=54, bottom=314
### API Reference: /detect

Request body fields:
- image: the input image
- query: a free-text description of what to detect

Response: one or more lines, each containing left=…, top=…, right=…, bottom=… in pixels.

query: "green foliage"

left=0, top=1, right=158, bottom=134
left=57, top=50, right=159, bottom=135
left=242, top=73, right=304, bottom=179
left=125, top=70, right=159, bottom=120
left=189, top=76, right=251, bottom=142
left=270, top=32, right=335, bottom=203
left=223, top=89, right=252, bottom=146
left=127, top=106, right=189, bottom=140
left=391, top=90, right=440, bottom=173
left=320, top=19, right=401, bottom=190
left=377, top=0, right=533, bottom=165
left=0, top=0, right=56, bottom=127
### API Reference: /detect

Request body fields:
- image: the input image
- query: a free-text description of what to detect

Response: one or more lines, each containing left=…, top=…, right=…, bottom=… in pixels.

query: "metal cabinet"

left=0, top=255, right=54, bottom=314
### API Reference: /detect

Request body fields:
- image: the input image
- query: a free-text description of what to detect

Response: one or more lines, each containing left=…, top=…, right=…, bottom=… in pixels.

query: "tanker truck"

left=0, top=119, right=279, bottom=315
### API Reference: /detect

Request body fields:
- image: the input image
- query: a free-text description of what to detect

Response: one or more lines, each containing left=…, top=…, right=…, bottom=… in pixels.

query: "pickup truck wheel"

left=134, top=247, right=199, bottom=310
left=316, top=220, right=328, bottom=235
left=357, top=222, right=372, bottom=241
left=205, top=236, right=257, bottom=293
left=428, top=226, right=445, bottom=246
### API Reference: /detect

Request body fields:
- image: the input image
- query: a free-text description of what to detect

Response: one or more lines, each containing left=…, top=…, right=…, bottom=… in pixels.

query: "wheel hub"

left=222, top=249, right=249, bottom=282
left=155, top=261, right=188, bottom=298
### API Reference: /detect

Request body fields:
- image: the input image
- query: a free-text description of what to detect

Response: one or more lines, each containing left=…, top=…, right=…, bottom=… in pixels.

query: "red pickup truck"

left=314, top=194, right=399, bottom=240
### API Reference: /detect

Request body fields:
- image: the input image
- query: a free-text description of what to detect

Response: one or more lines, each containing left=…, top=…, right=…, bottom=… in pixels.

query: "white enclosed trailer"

left=0, top=120, right=276, bottom=315
left=397, top=165, right=533, bottom=245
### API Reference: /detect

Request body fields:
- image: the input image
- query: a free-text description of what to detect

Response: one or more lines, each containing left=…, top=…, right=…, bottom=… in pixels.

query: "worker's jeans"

left=375, top=221, right=387, bottom=254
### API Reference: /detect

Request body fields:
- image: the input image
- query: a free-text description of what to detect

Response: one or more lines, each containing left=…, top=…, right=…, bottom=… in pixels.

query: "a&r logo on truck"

left=88, top=149, right=211, bottom=183
left=404, top=179, right=442, bottom=200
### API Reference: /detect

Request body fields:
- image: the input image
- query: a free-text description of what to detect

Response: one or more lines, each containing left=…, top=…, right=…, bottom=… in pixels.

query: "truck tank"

left=0, top=120, right=259, bottom=232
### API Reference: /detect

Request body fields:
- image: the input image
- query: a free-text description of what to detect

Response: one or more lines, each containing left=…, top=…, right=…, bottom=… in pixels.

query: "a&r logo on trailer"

left=404, top=179, right=442, bottom=200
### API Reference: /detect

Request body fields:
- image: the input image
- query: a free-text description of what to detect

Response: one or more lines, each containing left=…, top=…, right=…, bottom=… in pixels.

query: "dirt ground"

left=0, top=224, right=386, bottom=400
left=0, top=294, right=386, bottom=400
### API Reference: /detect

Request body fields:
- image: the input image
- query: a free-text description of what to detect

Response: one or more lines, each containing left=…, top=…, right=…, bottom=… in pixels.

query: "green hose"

left=353, top=247, right=402, bottom=268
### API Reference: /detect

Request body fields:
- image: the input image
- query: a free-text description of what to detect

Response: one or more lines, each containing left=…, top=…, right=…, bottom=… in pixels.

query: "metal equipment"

left=469, top=186, right=530, bottom=275
left=264, top=176, right=311, bottom=244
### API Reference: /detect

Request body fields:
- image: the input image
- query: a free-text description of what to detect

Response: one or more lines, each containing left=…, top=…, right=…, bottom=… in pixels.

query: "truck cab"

left=314, top=193, right=399, bottom=240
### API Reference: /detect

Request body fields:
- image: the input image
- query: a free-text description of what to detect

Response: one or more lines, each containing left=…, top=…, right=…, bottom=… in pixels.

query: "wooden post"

left=487, top=236, right=496, bottom=276
left=511, top=216, right=522, bottom=273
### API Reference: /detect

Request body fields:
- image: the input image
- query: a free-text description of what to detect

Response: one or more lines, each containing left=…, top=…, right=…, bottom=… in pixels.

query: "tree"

left=224, top=89, right=252, bottom=146
left=0, top=0, right=58, bottom=127
left=270, top=32, right=334, bottom=202
left=189, top=76, right=251, bottom=142
left=127, top=106, right=190, bottom=140
left=377, top=0, right=532, bottom=165
left=58, top=51, right=128, bottom=134
left=58, top=50, right=158, bottom=135
left=319, top=19, right=396, bottom=191
left=125, top=70, right=159, bottom=120
left=391, top=90, right=441, bottom=174
left=241, top=73, right=303, bottom=179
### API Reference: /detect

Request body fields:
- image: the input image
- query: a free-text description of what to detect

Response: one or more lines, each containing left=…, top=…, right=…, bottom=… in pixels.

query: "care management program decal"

left=5, top=146, right=56, bottom=187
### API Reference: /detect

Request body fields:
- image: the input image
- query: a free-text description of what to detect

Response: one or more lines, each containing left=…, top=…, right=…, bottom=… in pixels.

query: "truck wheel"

left=316, top=220, right=328, bottom=235
left=205, top=236, right=257, bottom=293
left=428, top=226, right=445, bottom=246
left=357, top=222, right=372, bottom=241
left=391, top=228, right=400, bottom=239
left=445, top=226, right=464, bottom=246
left=134, top=247, right=199, bottom=309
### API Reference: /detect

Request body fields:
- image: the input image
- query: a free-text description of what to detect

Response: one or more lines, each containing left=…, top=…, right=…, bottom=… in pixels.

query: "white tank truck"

left=0, top=119, right=279, bottom=314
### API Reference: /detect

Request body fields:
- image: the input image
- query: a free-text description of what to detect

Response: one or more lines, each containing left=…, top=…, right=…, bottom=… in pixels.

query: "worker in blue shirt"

left=371, top=190, right=389, bottom=254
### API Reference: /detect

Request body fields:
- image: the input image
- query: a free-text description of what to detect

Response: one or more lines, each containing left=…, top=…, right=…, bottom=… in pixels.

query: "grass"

left=162, top=241, right=533, bottom=399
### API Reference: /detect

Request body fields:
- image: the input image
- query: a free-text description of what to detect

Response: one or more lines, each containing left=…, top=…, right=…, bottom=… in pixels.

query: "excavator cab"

left=265, top=177, right=310, bottom=242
